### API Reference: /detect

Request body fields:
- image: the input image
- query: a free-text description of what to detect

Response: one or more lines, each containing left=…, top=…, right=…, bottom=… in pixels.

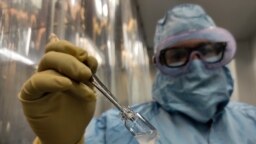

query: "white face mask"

left=152, top=60, right=234, bottom=122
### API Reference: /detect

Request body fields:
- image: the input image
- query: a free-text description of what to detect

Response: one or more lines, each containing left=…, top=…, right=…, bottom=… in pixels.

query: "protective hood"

left=152, top=61, right=234, bottom=122
left=153, top=4, right=236, bottom=63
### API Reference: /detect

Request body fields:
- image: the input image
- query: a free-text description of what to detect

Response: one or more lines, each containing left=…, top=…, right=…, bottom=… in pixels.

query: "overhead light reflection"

left=109, top=0, right=119, bottom=6
left=95, top=0, right=103, bottom=17
left=0, top=48, right=34, bottom=65
left=102, top=3, right=108, bottom=17
left=107, top=39, right=116, bottom=66
left=71, top=0, right=76, bottom=6
left=25, top=27, right=32, bottom=56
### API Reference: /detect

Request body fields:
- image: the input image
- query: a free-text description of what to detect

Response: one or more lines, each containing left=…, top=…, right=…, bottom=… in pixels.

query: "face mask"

left=152, top=60, right=233, bottom=122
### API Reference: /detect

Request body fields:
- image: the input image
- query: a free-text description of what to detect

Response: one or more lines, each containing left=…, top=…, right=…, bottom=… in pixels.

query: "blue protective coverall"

left=85, top=63, right=256, bottom=144
left=85, top=102, right=256, bottom=144
left=85, top=4, right=256, bottom=144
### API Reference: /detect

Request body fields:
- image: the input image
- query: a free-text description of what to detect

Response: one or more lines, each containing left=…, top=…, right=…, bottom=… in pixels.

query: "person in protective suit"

left=19, top=4, right=256, bottom=144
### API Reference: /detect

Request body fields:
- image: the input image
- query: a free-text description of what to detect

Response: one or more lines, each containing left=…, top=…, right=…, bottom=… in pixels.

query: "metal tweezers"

left=90, top=75, right=136, bottom=120
left=91, top=75, right=157, bottom=136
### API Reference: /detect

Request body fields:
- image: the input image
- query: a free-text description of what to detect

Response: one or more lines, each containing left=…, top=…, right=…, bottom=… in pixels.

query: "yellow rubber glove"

left=18, top=39, right=98, bottom=144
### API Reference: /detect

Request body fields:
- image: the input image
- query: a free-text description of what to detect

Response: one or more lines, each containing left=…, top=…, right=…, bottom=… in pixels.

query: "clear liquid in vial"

left=135, top=134, right=157, bottom=144
left=122, top=110, right=158, bottom=144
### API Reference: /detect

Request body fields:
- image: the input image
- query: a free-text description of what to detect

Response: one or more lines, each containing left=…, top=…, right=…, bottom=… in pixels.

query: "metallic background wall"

left=0, top=0, right=151, bottom=143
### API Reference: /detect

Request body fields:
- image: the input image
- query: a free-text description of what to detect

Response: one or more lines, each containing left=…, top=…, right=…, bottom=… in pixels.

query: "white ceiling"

left=136, top=0, right=256, bottom=48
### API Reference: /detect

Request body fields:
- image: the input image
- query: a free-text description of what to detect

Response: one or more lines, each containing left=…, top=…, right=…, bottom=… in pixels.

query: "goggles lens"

left=160, top=42, right=227, bottom=68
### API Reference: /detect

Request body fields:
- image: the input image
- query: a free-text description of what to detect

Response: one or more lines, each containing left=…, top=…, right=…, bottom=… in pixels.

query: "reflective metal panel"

left=86, top=0, right=152, bottom=115
left=0, top=0, right=47, bottom=143
left=120, top=0, right=152, bottom=104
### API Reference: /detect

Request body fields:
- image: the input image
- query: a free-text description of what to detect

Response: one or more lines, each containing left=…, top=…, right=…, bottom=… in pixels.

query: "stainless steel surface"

left=85, top=0, right=152, bottom=115
left=120, top=0, right=152, bottom=105
left=0, top=62, right=36, bottom=143
left=0, top=0, right=50, bottom=143
left=1, top=0, right=152, bottom=143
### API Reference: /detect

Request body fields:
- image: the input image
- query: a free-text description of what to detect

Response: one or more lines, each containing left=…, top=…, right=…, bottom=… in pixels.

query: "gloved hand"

left=18, top=39, right=98, bottom=144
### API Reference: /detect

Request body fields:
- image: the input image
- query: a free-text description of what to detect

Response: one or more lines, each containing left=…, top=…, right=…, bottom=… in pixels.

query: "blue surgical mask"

left=152, top=60, right=234, bottom=122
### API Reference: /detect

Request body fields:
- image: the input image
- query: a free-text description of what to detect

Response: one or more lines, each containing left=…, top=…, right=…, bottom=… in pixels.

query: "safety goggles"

left=159, top=42, right=227, bottom=68
left=154, top=27, right=236, bottom=76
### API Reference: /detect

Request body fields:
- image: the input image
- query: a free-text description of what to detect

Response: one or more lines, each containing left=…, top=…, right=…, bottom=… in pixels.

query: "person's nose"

left=191, top=52, right=200, bottom=60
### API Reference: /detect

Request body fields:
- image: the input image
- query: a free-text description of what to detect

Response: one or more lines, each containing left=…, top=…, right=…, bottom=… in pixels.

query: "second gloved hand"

left=18, top=40, right=98, bottom=144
